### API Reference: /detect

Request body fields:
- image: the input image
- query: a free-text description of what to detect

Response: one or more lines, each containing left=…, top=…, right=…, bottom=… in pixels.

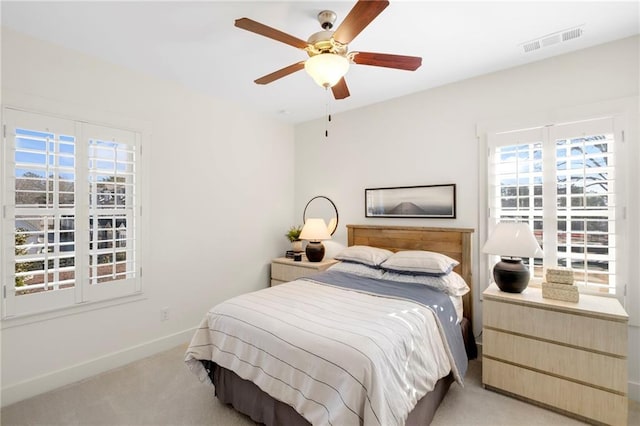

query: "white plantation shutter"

left=550, top=118, right=616, bottom=292
left=2, top=108, right=142, bottom=317
left=85, top=123, right=140, bottom=301
left=4, top=109, right=78, bottom=315
left=487, top=117, right=621, bottom=295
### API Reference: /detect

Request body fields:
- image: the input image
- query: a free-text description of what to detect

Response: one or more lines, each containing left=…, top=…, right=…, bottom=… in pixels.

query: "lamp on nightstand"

left=482, top=222, right=543, bottom=293
left=299, top=218, right=332, bottom=262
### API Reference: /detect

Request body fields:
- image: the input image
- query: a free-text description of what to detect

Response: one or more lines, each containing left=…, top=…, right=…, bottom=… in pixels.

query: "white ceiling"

left=2, top=1, right=638, bottom=124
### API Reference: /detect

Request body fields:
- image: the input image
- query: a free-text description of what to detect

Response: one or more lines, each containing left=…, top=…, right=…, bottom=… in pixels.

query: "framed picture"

left=365, top=184, right=456, bottom=218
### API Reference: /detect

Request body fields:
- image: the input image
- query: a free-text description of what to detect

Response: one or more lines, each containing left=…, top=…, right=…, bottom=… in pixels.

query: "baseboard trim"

left=1, top=327, right=196, bottom=407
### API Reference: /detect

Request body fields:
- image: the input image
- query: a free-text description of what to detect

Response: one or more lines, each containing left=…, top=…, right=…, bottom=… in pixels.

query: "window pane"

left=14, top=215, right=76, bottom=295
left=89, top=213, right=134, bottom=285
left=89, top=139, right=135, bottom=210
left=14, top=128, right=76, bottom=210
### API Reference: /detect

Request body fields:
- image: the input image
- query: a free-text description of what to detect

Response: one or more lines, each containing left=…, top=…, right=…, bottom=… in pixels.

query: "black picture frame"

left=365, top=184, right=456, bottom=218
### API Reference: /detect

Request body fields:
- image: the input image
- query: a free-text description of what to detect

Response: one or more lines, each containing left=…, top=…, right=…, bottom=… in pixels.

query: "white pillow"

left=334, top=245, right=393, bottom=267
left=381, top=250, right=459, bottom=276
left=328, top=261, right=385, bottom=279
left=382, top=271, right=470, bottom=297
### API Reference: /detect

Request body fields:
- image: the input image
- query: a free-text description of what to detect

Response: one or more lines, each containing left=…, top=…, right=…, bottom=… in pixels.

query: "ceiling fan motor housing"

left=317, top=10, right=336, bottom=30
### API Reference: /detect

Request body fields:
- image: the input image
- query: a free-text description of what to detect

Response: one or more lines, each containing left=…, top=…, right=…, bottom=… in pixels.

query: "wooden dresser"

left=270, top=257, right=338, bottom=286
left=482, top=283, right=628, bottom=425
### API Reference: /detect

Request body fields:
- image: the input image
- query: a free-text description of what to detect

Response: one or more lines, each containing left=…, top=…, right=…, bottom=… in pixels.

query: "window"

left=487, top=117, right=624, bottom=295
left=2, top=108, right=141, bottom=317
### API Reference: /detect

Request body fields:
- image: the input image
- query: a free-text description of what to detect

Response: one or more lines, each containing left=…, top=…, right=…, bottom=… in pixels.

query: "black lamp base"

left=493, top=258, right=530, bottom=293
left=305, top=241, right=325, bottom=262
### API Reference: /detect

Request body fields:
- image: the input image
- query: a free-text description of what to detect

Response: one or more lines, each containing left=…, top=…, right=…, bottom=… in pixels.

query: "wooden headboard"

left=347, top=224, right=474, bottom=320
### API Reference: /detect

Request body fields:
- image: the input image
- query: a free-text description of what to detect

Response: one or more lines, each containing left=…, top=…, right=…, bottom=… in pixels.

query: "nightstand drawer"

left=483, top=329, right=627, bottom=393
left=483, top=298, right=627, bottom=356
left=483, top=358, right=627, bottom=426
left=270, top=258, right=338, bottom=286
left=271, top=263, right=317, bottom=282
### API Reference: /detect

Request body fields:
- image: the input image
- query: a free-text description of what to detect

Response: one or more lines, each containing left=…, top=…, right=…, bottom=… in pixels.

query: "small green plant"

left=285, top=225, right=303, bottom=242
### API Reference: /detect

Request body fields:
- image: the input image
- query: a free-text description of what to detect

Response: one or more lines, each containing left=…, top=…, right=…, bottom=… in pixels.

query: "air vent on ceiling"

left=523, top=40, right=541, bottom=53
left=562, top=27, right=583, bottom=42
left=520, top=25, right=584, bottom=53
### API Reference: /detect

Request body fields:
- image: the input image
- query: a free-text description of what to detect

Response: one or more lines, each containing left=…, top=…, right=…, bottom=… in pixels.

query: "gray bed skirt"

left=207, top=362, right=454, bottom=426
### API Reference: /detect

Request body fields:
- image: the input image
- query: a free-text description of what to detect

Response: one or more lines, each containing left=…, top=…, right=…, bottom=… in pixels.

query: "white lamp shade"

left=299, top=218, right=332, bottom=241
left=482, top=222, right=543, bottom=258
left=304, top=53, right=350, bottom=88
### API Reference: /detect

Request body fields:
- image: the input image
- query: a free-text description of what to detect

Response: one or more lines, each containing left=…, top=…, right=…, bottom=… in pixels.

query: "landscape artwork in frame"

left=365, top=184, right=456, bottom=218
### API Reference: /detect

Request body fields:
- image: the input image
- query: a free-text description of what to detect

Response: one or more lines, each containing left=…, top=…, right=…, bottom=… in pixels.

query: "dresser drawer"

left=483, top=298, right=627, bottom=356
left=483, top=329, right=627, bottom=393
left=483, top=358, right=627, bottom=426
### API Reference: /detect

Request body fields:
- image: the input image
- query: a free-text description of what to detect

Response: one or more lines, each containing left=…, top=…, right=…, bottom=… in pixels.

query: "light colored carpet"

left=2, top=344, right=637, bottom=425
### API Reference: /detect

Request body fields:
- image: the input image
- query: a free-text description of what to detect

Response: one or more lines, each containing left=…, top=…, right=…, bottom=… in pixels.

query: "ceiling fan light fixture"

left=304, top=53, right=350, bottom=88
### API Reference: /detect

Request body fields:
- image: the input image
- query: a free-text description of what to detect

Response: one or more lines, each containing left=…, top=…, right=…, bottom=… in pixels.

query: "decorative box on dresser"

left=270, top=257, right=338, bottom=286
left=482, top=283, right=628, bottom=426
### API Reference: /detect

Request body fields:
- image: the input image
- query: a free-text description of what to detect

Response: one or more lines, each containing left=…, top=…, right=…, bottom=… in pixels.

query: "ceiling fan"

left=235, top=0, right=422, bottom=100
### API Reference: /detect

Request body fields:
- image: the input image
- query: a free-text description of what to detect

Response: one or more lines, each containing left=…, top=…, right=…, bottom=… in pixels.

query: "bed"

left=186, top=225, right=475, bottom=425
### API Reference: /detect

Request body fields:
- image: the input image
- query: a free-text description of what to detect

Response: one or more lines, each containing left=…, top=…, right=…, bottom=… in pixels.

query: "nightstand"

left=482, top=283, right=628, bottom=425
left=270, top=257, right=339, bottom=286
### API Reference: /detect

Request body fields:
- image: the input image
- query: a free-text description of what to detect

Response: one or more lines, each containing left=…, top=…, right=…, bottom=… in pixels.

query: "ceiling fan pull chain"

left=325, top=86, right=331, bottom=138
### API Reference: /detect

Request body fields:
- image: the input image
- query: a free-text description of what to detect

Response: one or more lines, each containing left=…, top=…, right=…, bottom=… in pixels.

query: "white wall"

left=0, top=28, right=296, bottom=405
left=294, top=36, right=640, bottom=400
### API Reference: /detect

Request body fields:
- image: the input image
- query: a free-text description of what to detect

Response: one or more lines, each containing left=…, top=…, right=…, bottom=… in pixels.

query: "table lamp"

left=482, top=222, right=543, bottom=293
left=299, top=218, right=332, bottom=262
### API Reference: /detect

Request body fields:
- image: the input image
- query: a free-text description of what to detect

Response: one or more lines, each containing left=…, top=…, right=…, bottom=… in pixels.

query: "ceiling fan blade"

left=235, top=18, right=309, bottom=49
left=254, top=62, right=305, bottom=85
left=352, top=51, right=422, bottom=71
left=332, top=0, right=390, bottom=44
left=331, top=78, right=350, bottom=100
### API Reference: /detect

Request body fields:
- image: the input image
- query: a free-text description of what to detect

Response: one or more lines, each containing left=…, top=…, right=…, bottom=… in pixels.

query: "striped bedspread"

left=185, top=271, right=466, bottom=426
